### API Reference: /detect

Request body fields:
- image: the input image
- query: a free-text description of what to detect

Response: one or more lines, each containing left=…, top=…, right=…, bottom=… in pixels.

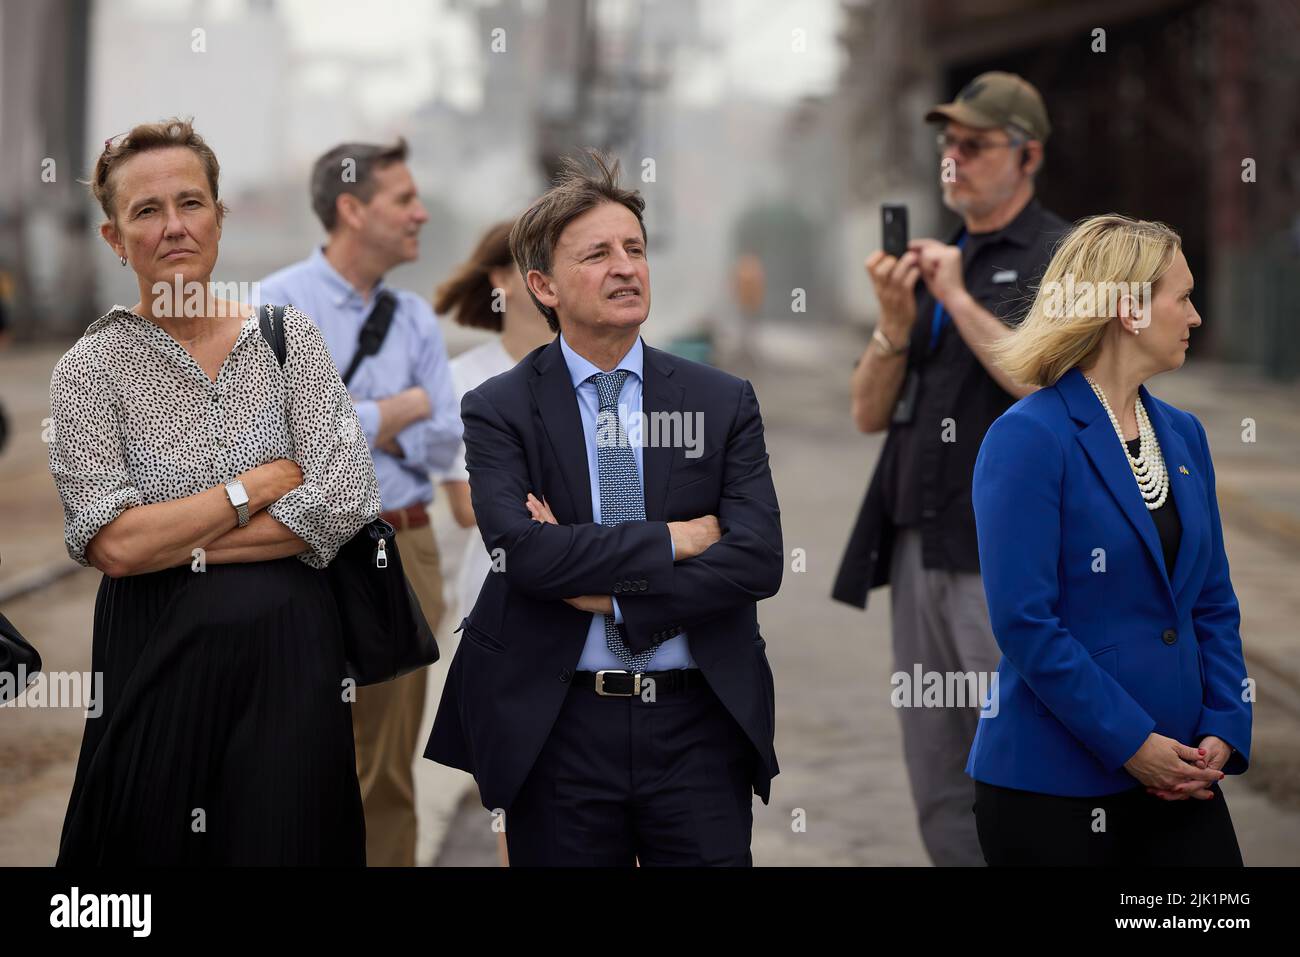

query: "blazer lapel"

left=1059, top=368, right=1173, bottom=603
left=1140, top=385, right=1204, bottom=605
left=640, top=344, right=685, bottom=523
left=527, top=339, right=593, bottom=524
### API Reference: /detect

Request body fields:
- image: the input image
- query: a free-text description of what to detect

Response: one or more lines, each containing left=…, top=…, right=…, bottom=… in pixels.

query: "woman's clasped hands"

left=1124, top=732, right=1232, bottom=801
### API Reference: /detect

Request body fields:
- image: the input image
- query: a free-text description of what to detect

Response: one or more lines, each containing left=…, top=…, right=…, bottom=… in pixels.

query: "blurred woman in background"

left=434, top=219, right=552, bottom=867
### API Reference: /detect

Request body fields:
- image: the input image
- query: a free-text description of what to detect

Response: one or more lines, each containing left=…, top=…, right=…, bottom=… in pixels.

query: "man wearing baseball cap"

left=836, top=72, right=1069, bottom=865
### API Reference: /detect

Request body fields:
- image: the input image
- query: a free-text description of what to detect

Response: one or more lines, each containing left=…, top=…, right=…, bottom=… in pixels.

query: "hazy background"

left=3, top=0, right=1300, bottom=869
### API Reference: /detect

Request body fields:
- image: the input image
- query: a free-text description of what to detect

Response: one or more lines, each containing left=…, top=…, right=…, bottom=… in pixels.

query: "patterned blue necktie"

left=589, top=370, right=658, bottom=672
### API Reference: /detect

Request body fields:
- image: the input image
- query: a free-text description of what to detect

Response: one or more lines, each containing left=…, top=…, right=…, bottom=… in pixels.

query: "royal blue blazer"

left=967, top=366, right=1252, bottom=796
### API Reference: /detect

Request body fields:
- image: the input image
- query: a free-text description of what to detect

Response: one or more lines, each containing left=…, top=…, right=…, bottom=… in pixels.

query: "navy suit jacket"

left=424, top=336, right=783, bottom=812
left=967, top=366, right=1252, bottom=796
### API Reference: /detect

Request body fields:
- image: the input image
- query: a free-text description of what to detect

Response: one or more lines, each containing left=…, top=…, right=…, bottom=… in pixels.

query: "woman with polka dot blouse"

left=48, top=119, right=380, bottom=865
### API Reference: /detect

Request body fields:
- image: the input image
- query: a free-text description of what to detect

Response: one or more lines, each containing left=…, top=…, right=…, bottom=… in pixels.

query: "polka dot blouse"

left=48, top=304, right=381, bottom=569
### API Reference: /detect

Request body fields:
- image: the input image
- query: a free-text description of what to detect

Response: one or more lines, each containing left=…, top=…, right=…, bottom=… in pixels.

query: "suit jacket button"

left=613, top=583, right=623, bottom=594
left=638, top=580, right=648, bottom=591
left=1162, top=628, right=1178, bottom=645
left=558, top=668, right=572, bottom=682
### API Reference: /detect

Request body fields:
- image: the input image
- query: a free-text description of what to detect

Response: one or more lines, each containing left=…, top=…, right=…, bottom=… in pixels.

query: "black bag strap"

left=340, top=290, right=397, bottom=386
left=258, top=304, right=296, bottom=462
left=259, top=303, right=287, bottom=367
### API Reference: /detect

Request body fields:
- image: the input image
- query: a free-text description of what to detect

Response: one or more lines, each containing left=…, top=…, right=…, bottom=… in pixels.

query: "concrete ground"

left=3, top=322, right=1299, bottom=866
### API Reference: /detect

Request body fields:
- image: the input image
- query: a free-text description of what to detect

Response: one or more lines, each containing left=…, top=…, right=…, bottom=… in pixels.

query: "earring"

left=119, top=255, right=127, bottom=267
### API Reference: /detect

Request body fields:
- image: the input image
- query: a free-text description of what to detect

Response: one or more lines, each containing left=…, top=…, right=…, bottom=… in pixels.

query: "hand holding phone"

left=866, top=203, right=921, bottom=340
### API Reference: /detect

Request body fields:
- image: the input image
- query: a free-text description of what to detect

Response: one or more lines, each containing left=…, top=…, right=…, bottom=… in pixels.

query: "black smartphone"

left=882, top=203, right=909, bottom=258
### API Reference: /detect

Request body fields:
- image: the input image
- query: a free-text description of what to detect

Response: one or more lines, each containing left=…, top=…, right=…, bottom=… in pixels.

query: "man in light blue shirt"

left=259, top=138, right=460, bottom=867
left=556, top=332, right=696, bottom=672
left=260, top=248, right=460, bottom=501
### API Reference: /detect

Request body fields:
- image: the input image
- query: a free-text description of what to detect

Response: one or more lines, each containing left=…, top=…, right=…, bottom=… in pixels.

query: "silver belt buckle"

left=594, top=670, right=640, bottom=697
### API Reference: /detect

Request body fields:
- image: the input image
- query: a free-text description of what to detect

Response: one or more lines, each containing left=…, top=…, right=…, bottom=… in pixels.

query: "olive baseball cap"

left=926, top=71, right=1051, bottom=142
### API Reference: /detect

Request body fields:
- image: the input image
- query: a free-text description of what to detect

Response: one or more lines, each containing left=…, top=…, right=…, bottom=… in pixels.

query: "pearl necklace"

left=1084, top=375, right=1169, bottom=510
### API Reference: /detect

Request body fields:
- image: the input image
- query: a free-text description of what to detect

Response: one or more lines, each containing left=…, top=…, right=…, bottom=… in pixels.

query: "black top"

left=882, top=200, right=1070, bottom=569
left=1126, top=436, right=1183, bottom=578
left=832, top=199, right=1069, bottom=610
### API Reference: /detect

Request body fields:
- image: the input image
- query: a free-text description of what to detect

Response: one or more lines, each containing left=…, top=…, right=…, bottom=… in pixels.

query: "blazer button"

left=637, top=580, right=648, bottom=591
left=613, top=583, right=623, bottom=594
left=558, top=668, right=572, bottom=683
left=1162, top=628, right=1178, bottom=645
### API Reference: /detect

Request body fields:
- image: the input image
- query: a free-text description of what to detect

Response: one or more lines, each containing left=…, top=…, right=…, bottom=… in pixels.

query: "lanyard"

left=928, top=231, right=969, bottom=352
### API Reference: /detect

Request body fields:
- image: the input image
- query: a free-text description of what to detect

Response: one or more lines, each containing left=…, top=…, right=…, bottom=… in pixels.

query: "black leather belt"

left=574, top=669, right=706, bottom=697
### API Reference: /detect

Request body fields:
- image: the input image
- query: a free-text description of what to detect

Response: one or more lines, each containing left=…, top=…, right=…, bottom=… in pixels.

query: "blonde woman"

left=968, top=214, right=1250, bottom=866
left=50, top=119, right=379, bottom=865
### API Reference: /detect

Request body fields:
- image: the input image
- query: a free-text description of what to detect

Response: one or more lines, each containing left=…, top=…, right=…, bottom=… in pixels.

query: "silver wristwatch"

left=225, top=479, right=250, bottom=527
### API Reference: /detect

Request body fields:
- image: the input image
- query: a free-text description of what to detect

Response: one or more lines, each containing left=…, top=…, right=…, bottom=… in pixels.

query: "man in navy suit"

left=424, top=151, right=783, bottom=866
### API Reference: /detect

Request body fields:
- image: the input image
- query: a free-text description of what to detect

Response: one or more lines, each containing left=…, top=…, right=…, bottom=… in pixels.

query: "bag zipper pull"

left=375, top=537, right=388, bottom=569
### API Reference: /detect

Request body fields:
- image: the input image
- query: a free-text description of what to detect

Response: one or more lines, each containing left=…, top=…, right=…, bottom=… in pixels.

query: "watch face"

left=227, top=482, right=249, bottom=507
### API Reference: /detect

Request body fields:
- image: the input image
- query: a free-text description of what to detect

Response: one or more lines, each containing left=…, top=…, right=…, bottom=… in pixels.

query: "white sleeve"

left=48, top=352, right=143, bottom=566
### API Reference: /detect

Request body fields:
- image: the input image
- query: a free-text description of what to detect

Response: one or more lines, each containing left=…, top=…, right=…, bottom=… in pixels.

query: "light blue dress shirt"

left=259, top=248, right=462, bottom=511
left=558, top=333, right=696, bottom=672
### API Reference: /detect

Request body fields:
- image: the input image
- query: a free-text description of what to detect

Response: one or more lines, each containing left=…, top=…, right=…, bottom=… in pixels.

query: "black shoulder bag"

left=259, top=304, right=438, bottom=686
left=1, top=611, right=41, bottom=705
left=1, top=613, right=40, bottom=702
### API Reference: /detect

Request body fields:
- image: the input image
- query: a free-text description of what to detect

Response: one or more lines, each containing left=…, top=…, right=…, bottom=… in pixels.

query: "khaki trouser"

left=352, top=522, right=446, bottom=867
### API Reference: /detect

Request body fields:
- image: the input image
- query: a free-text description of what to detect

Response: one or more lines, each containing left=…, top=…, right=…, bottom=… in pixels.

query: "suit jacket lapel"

left=639, top=343, right=684, bottom=522
left=1060, top=368, right=1173, bottom=604
left=527, top=338, right=593, bottom=524
left=1140, top=385, right=1203, bottom=605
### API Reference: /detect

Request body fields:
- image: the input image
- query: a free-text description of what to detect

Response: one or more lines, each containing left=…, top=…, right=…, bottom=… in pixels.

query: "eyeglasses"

left=935, top=131, right=1023, bottom=161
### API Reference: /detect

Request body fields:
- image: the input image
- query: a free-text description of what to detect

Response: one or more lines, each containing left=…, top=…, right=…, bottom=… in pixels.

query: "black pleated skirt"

left=57, top=558, right=365, bottom=866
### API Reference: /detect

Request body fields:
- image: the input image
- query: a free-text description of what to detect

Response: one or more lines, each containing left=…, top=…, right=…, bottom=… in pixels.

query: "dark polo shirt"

left=832, top=197, right=1069, bottom=609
